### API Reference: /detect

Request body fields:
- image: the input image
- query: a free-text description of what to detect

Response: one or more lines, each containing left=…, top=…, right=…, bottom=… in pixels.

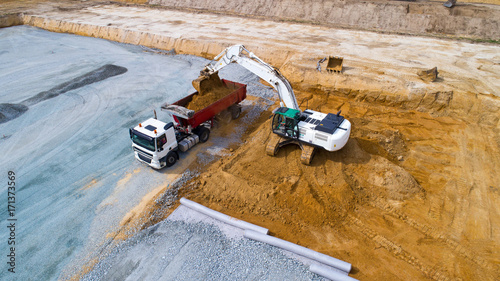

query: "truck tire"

left=229, top=105, right=241, bottom=119
left=195, top=127, right=210, bottom=143
left=165, top=151, right=178, bottom=167
left=217, top=110, right=232, bottom=124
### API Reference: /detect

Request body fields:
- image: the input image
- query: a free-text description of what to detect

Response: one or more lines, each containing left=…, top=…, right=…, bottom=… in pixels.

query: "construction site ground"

left=1, top=1, right=499, bottom=281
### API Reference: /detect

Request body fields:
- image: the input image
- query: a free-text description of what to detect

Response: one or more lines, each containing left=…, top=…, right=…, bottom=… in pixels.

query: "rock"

left=417, top=67, right=438, bottom=82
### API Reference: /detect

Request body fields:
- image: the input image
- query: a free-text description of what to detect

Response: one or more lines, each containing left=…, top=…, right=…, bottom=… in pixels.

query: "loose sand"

left=177, top=89, right=500, bottom=280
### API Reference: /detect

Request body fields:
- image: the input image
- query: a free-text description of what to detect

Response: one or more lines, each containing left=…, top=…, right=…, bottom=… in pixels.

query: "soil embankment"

left=150, top=0, right=500, bottom=41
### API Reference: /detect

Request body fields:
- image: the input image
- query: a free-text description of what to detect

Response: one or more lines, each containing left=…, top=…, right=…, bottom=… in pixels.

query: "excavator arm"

left=196, top=45, right=300, bottom=111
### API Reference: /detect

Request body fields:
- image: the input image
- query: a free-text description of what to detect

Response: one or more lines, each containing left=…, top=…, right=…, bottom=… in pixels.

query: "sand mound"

left=172, top=86, right=499, bottom=280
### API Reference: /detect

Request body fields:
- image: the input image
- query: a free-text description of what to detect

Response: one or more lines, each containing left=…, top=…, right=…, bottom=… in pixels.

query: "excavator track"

left=266, top=134, right=282, bottom=156
left=300, top=144, right=316, bottom=165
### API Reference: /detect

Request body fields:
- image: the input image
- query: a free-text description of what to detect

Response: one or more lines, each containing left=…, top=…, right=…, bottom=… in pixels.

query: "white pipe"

left=179, top=198, right=269, bottom=235
left=244, top=230, right=351, bottom=274
left=309, top=264, right=358, bottom=281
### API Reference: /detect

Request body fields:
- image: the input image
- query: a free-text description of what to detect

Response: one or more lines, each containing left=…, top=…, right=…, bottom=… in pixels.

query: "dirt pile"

left=172, top=88, right=500, bottom=280
left=187, top=73, right=233, bottom=111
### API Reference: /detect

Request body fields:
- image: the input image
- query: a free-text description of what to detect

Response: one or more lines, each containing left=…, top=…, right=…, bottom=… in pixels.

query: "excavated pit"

left=1, top=1, right=499, bottom=281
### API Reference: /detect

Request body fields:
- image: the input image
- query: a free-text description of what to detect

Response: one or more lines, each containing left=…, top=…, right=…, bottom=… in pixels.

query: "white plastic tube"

left=179, top=198, right=269, bottom=235
left=309, top=264, right=358, bottom=281
left=244, top=230, right=351, bottom=274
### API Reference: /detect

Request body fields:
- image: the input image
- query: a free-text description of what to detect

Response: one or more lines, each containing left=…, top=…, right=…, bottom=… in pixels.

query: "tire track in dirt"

left=369, top=197, right=500, bottom=277
left=345, top=214, right=453, bottom=281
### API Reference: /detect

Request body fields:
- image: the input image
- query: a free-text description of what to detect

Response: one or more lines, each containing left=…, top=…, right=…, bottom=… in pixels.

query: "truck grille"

left=138, top=153, right=152, bottom=163
left=134, top=147, right=153, bottom=157
left=134, top=147, right=153, bottom=163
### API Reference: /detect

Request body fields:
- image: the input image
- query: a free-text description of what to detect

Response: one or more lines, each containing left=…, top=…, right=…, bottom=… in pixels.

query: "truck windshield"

left=130, top=130, right=156, bottom=151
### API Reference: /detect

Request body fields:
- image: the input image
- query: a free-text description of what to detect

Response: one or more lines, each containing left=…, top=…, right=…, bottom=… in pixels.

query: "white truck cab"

left=129, top=118, right=178, bottom=169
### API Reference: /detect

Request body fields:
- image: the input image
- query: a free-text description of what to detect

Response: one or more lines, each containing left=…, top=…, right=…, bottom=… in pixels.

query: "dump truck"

left=130, top=79, right=246, bottom=169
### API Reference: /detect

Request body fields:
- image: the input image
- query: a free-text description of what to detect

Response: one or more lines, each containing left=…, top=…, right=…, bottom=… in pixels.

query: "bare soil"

left=120, top=87, right=500, bottom=280
left=180, top=89, right=499, bottom=280
left=2, top=1, right=498, bottom=280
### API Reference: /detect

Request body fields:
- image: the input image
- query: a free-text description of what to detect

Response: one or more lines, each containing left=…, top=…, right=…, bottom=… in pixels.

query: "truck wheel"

left=165, top=151, right=178, bottom=167
left=217, top=110, right=232, bottom=124
left=229, top=105, right=241, bottom=119
left=196, top=127, right=210, bottom=143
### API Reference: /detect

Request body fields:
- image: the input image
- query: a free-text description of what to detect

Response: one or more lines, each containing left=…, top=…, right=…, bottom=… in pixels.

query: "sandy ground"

left=1, top=1, right=499, bottom=281
left=180, top=92, right=500, bottom=280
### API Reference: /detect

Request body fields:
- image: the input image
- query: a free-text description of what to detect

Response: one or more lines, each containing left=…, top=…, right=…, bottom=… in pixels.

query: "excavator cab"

left=272, top=107, right=300, bottom=139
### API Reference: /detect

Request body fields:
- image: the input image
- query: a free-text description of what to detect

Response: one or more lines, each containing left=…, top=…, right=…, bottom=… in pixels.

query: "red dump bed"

left=172, top=79, right=247, bottom=129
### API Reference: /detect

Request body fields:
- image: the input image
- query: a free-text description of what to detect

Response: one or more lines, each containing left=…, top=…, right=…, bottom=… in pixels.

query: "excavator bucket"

left=192, top=72, right=224, bottom=96
left=326, top=56, right=343, bottom=73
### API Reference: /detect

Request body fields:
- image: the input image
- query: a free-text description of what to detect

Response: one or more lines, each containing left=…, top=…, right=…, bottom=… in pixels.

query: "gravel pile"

left=83, top=219, right=326, bottom=281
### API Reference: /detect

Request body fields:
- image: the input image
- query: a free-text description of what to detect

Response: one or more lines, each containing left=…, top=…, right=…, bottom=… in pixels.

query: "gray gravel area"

left=83, top=217, right=326, bottom=281
left=0, top=26, right=278, bottom=281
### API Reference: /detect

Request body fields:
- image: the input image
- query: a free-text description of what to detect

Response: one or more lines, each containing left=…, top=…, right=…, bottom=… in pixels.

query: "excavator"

left=193, top=45, right=351, bottom=165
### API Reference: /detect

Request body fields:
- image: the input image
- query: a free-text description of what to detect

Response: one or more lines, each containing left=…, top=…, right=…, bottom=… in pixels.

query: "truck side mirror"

left=164, top=122, right=174, bottom=131
left=129, top=128, right=133, bottom=139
